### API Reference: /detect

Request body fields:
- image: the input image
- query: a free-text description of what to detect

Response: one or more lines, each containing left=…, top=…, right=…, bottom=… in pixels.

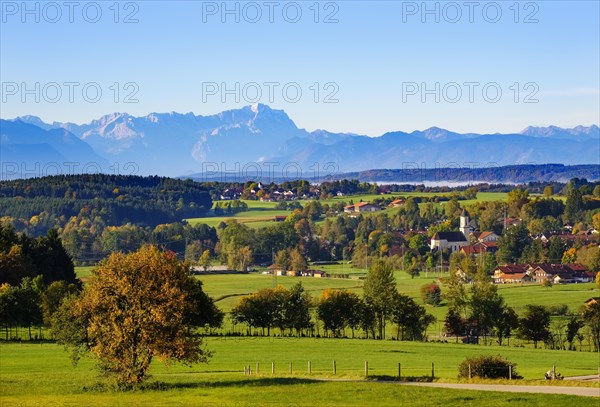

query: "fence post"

left=333, top=360, right=337, bottom=375
left=308, top=360, right=312, bottom=374
left=509, top=365, right=512, bottom=380
left=553, top=365, right=556, bottom=379
left=244, top=366, right=247, bottom=376
left=289, top=362, right=293, bottom=375
left=365, top=361, right=369, bottom=377
left=272, top=362, right=275, bottom=374
left=398, top=363, right=401, bottom=381
left=431, top=362, right=435, bottom=379
left=468, top=364, right=472, bottom=379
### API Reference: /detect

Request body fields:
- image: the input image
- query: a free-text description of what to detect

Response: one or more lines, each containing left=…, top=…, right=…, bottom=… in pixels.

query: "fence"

left=241, top=361, right=599, bottom=381
left=243, top=360, right=439, bottom=380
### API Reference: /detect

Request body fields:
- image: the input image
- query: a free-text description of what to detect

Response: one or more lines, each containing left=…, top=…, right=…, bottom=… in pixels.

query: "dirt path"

left=400, top=381, right=600, bottom=398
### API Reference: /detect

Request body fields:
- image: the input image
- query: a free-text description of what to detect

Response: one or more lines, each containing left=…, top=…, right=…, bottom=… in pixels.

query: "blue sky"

left=1, top=0, right=599, bottom=135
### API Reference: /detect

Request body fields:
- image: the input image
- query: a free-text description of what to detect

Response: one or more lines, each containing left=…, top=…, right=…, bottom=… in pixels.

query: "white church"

left=430, top=209, right=474, bottom=253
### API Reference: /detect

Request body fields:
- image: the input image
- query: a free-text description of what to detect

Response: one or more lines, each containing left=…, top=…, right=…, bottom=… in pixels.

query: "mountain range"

left=1, top=104, right=599, bottom=180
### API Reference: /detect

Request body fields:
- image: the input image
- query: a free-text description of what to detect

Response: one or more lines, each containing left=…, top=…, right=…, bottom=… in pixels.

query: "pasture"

left=1, top=339, right=597, bottom=406
left=9, top=261, right=599, bottom=406
left=75, top=266, right=598, bottom=320
left=184, top=192, right=510, bottom=228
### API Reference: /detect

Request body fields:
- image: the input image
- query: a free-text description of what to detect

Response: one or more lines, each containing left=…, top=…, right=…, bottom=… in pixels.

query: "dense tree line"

left=0, top=225, right=76, bottom=285
left=0, top=174, right=212, bottom=236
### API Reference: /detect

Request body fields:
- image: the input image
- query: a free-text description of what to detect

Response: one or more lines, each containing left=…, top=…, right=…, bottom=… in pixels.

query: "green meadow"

left=9, top=261, right=600, bottom=406
left=1, top=339, right=598, bottom=406
left=184, top=192, right=510, bottom=228
left=76, top=267, right=598, bottom=319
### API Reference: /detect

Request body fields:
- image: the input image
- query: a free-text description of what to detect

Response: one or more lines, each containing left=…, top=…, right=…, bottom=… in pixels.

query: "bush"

left=420, top=282, right=441, bottom=306
left=458, top=355, right=521, bottom=379
left=547, top=303, right=569, bottom=316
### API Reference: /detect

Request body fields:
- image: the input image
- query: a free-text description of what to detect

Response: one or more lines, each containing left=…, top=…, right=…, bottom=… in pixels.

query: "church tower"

left=459, top=208, right=470, bottom=239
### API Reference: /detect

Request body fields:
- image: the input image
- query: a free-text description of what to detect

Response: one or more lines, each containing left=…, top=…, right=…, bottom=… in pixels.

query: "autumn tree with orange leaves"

left=53, top=245, right=220, bottom=386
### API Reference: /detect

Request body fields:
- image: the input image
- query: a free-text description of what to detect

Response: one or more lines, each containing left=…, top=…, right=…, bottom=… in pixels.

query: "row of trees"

left=0, top=277, right=78, bottom=340
left=443, top=266, right=600, bottom=351
left=213, top=200, right=248, bottom=215
left=231, top=284, right=312, bottom=336
left=231, top=261, right=435, bottom=341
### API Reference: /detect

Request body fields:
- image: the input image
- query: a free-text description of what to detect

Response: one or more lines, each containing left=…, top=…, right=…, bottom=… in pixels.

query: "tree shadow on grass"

left=144, top=377, right=319, bottom=391
left=369, top=375, right=434, bottom=382
left=377, top=350, right=413, bottom=354
left=106, top=377, right=321, bottom=392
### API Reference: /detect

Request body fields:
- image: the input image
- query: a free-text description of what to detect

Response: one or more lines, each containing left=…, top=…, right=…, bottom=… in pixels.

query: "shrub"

left=420, top=282, right=441, bottom=306
left=547, top=303, right=569, bottom=316
left=458, top=355, right=521, bottom=379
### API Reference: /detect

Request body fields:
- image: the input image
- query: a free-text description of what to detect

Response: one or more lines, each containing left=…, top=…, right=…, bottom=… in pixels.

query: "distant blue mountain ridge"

left=2, top=104, right=598, bottom=180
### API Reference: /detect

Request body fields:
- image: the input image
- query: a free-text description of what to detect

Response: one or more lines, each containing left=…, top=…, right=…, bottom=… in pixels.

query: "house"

left=344, top=202, right=381, bottom=214
left=274, top=215, right=287, bottom=222
left=220, top=188, right=241, bottom=200
left=531, top=264, right=592, bottom=284
left=459, top=241, right=498, bottom=256
left=430, top=231, right=469, bottom=253
left=534, top=232, right=599, bottom=246
left=493, top=264, right=531, bottom=284
left=343, top=204, right=355, bottom=214
left=388, top=198, right=405, bottom=208
left=471, top=231, right=499, bottom=243
left=495, top=272, right=532, bottom=284
left=492, top=263, right=594, bottom=285
left=354, top=202, right=381, bottom=213
left=585, top=297, right=600, bottom=307
left=459, top=245, right=486, bottom=256
left=507, top=217, right=522, bottom=226
left=479, top=241, right=498, bottom=252
left=267, top=264, right=286, bottom=276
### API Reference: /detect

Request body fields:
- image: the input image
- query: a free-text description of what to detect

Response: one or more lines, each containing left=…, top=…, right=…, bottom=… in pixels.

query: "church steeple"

left=459, top=208, right=470, bottom=239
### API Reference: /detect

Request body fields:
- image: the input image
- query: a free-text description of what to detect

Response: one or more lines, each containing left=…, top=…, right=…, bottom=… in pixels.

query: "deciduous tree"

left=518, top=305, right=551, bottom=348
left=363, top=260, right=396, bottom=339
left=52, top=245, right=216, bottom=386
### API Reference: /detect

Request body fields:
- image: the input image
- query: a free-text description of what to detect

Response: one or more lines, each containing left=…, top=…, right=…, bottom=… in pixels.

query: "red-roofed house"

left=388, top=199, right=405, bottom=208
left=532, top=264, right=593, bottom=284
left=344, top=202, right=381, bottom=214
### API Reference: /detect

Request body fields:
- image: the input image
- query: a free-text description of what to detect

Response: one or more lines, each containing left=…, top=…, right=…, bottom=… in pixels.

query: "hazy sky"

left=1, top=1, right=599, bottom=135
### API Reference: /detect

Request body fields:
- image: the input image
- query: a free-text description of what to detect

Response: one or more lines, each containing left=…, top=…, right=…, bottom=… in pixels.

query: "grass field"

left=197, top=274, right=362, bottom=311
left=193, top=270, right=598, bottom=340
left=1, top=339, right=598, bottom=406
left=74, top=266, right=95, bottom=279
left=75, top=265, right=598, bottom=326
left=185, top=192, right=510, bottom=228
left=14, top=248, right=600, bottom=406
